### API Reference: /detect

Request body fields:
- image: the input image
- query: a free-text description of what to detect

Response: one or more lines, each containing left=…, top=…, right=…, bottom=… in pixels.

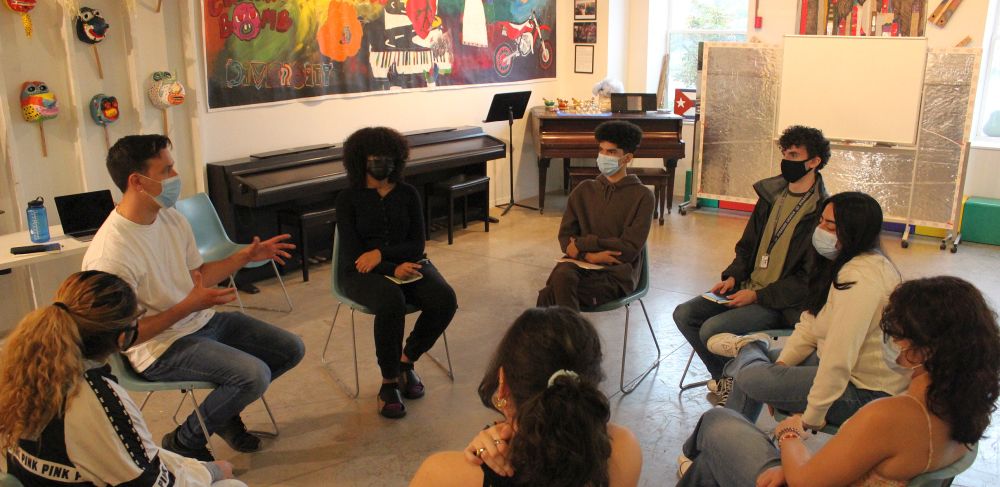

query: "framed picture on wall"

left=575, top=45, right=594, bottom=74
left=574, top=0, right=596, bottom=20
left=573, top=22, right=597, bottom=43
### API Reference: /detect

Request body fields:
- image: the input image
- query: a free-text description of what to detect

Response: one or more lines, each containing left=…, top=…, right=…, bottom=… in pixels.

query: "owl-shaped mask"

left=20, top=81, right=58, bottom=122
left=76, top=7, right=109, bottom=44
left=147, top=71, right=185, bottom=109
left=90, top=94, right=119, bottom=125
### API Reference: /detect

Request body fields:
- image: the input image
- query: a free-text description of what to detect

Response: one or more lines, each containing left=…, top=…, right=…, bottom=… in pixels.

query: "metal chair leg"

left=619, top=299, right=662, bottom=395
left=678, top=349, right=709, bottom=392
left=139, top=391, right=155, bottom=410
left=271, top=260, right=293, bottom=312
left=425, top=331, right=455, bottom=381
left=322, top=302, right=360, bottom=398
left=247, top=395, right=279, bottom=438
left=186, top=390, right=216, bottom=455
left=229, top=275, right=246, bottom=313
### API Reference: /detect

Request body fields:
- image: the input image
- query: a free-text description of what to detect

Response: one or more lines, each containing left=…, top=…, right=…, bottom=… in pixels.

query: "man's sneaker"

left=162, top=428, right=214, bottom=461
left=707, top=379, right=719, bottom=393
left=714, top=376, right=734, bottom=407
left=218, top=416, right=262, bottom=453
left=706, top=332, right=771, bottom=358
left=676, top=453, right=693, bottom=478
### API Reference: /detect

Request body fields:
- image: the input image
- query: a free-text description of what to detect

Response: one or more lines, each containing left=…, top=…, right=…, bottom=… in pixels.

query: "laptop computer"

left=54, top=190, right=115, bottom=242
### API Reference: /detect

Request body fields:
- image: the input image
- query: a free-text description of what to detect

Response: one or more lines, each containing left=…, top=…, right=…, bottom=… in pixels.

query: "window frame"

left=972, top=0, right=1000, bottom=148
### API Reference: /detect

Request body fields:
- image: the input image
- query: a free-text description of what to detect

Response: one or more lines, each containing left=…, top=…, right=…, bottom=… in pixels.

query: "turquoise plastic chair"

left=323, top=230, right=453, bottom=398
left=679, top=328, right=793, bottom=392
left=175, top=193, right=292, bottom=313
left=108, top=353, right=278, bottom=455
left=579, top=246, right=661, bottom=395
left=0, top=472, right=24, bottom=487
left=910, top=443, right=978, bottom=487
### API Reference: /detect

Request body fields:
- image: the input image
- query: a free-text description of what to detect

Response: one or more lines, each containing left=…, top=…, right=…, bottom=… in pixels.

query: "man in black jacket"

left=674, top=125, right=831, bottom=396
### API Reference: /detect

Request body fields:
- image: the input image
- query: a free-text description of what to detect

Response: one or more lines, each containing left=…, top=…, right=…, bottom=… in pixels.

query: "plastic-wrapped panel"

left=700, top=44, right=781, bottom=200
left=823, top=149, right=916, bottom=219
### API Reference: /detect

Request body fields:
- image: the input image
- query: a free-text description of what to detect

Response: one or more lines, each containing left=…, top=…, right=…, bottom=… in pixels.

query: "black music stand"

left=483, top=91, right=534, bottom=216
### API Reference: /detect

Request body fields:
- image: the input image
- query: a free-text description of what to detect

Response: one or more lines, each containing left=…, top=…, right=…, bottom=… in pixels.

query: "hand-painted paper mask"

left=76, top=7, right=109, bottom=44
left=20, top=81, right=58, bottom=122
left=5, top=0, right=35, bottom=37
left=90, top=94, right=119, bottom=125
left=147, top=71, right=186, bottom=109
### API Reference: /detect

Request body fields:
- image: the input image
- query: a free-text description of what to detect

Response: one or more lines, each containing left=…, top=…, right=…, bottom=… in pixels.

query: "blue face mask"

left=812, top=226, right=839, bottom=260
left=139, top=174, right=182, bottom=208
left=596, top=154, right=622, bottom=176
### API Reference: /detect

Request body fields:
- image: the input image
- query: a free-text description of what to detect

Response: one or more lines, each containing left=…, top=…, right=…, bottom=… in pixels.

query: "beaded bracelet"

left=774, top=426, right=805, bottom=444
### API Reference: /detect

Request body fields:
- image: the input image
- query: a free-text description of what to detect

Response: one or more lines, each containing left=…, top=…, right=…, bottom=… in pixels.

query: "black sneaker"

left=377, top=383, right=406, bottom=419
left=714, top=376, right=734, bottom=407
left=162, top=428, right=214, bottom=461
left=399, top=369, right=425, bottom=400
left=217, top=416, right=262, bottom=453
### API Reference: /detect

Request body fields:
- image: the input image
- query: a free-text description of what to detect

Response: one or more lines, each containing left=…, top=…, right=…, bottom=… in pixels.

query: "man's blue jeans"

left=673, top=295, right=786, bottom=380
left=723, top=342, right=889, bottom=425
left=679, top=407, right=780, bottom=487
left=140, top=312, right=305, bottom=448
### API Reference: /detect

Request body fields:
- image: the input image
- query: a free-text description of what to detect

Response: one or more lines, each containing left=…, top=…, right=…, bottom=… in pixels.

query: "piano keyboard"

left=369, top=47, right=453, bottom=78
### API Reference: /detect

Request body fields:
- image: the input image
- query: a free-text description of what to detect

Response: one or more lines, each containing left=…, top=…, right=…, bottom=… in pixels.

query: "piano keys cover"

left=203, top=0, right=557, bottom=110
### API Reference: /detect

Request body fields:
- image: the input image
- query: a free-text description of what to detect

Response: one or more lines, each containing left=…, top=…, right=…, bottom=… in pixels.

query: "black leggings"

left=341, top=261, right=457, bottom=379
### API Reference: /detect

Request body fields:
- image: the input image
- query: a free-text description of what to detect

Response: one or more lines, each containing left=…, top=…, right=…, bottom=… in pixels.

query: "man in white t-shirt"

left=83, top=135, right=305, bottom=461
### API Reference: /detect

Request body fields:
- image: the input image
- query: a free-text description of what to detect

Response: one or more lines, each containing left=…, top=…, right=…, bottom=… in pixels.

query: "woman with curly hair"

left=335, top=126, right=457, bottom=419
left=0, top=271, right=244, bottom=486
left=410, top=307, right=642, bottom=486
left=678, top=275, right=1000, bottom=486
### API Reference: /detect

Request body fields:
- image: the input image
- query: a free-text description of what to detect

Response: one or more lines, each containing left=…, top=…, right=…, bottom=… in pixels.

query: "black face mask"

left=780, top=158, right=812, bottom=183
left=367, top=157, right=396, bottom=181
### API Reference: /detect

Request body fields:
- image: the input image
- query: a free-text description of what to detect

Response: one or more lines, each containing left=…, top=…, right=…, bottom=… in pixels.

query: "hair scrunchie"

left=547, top=369, right=579, bottom=388
left=52, top=302, right=71, bottom=312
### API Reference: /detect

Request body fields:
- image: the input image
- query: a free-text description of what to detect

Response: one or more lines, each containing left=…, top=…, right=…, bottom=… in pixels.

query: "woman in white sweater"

left=706, top=191, right=909, bottom=431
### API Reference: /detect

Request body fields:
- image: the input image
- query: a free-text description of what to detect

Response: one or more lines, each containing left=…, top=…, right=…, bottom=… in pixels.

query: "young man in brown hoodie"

left=537, top=120, right=655, bottom=311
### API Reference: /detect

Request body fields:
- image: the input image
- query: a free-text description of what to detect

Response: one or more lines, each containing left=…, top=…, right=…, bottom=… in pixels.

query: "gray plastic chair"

left=909, top=443, right=978, bottom=487
left=579, top=246, right=661, bottom=395
left=0, top=472, right=23, bottom=487
left=323, top=231, right=454, bottom=398
left=176, top=193, right=292, bottom=313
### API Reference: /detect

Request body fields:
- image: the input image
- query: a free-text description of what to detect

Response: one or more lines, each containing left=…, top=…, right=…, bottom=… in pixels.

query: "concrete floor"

left=134, top=193, right=1000, bottom=486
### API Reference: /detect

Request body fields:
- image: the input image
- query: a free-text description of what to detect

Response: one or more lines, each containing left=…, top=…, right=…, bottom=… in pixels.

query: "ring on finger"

left=474, top=447, right=486, bottom=457
left=493, top=439, right=503, bottom=446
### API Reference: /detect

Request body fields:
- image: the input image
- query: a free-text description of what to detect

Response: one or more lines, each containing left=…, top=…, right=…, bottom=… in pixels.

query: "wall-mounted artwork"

left=76, top=7, right=110, bottom=79
left=573, top=0, right=595, bottom=20
left=20, top=81, right=58, bottom=157
left=202, top=0, right=557, bottom=110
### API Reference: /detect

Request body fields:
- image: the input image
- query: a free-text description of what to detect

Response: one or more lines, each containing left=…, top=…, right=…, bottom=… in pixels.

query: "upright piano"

left=206, top=126, right=505, bottom=280
left=529, top=107, right=685, bottom=212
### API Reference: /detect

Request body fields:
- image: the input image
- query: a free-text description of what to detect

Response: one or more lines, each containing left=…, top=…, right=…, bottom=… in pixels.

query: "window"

left=664, top=0, right=747, bottom=113
left=975, top=1, right=1000, bottom=145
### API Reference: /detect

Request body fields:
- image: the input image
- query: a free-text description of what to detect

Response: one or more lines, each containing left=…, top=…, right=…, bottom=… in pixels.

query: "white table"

left=0, top=225, right=90, bottom=271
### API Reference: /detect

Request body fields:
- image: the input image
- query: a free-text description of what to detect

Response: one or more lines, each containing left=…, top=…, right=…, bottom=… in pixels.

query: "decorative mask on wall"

left=20, top=81, right=58, bottom=122
left=4, top=0, right=36, bottom=37
left=147, top=71, right=186, bottom=109
left=90, top=94, right=119, bottom=125
left=76, top=7, right=109, bottom=44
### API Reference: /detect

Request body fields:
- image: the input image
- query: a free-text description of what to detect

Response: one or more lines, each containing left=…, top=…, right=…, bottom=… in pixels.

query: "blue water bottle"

left=26, top=196, right=50, bottom=243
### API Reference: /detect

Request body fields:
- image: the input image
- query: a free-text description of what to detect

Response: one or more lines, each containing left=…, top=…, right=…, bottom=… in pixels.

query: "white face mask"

left=886, top=339, right=924, bottom=372
left=596, top=153, right=622, bottom=176
left=812, top=226, right=839, bottom=260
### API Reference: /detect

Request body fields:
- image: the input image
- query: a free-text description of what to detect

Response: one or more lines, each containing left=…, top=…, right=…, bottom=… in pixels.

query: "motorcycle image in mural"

left=491, top=10, right=552, bottom=78
left=202, top=0, right=556, bottom=110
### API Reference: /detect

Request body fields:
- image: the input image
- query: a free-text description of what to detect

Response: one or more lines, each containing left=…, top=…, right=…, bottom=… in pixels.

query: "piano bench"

left=568, top=167, right=668, bottom=225
left=277, top=204, right=337, bottom=282
left=426, top=175, right=490, bottom=245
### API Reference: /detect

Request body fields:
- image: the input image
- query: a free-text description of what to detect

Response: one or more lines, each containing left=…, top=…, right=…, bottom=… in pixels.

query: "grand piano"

left=529, top=107, right=685, bottom=212
left=207, top=126, right=505, bottom=280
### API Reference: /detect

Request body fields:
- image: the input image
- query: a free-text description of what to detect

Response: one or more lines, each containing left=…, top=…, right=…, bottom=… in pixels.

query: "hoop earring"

left=492, top=394, right=508, bottom=410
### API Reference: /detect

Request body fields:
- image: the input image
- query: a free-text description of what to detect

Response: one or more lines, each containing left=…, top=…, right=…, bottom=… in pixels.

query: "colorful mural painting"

left=203, top=0, right=557, bottom=110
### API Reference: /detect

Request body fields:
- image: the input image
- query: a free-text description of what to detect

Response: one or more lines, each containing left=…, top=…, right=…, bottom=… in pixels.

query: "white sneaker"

left=707, top=379, right=719, bottom=393
left=676, top=453, right=693, bottom=478
left=707, top=332, right=771, bottom=358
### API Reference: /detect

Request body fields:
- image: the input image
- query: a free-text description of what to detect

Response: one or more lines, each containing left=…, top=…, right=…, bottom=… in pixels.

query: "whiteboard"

left=777, top=36, right=927, bottom=145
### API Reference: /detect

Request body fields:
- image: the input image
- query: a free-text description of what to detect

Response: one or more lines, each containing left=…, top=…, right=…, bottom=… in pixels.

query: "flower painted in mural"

left=90, top=94, right=119, bottom=125
left=20, top=81, right=58, bottom=123
left=5, top=0, right=36, bottom=37
left=317, top=0, right=363, bottom=62
left=148, top=71, right=186, bottom=109
left=76, top=6, right=109, bottom=44
left=232, top=1, right=261, bottom=41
